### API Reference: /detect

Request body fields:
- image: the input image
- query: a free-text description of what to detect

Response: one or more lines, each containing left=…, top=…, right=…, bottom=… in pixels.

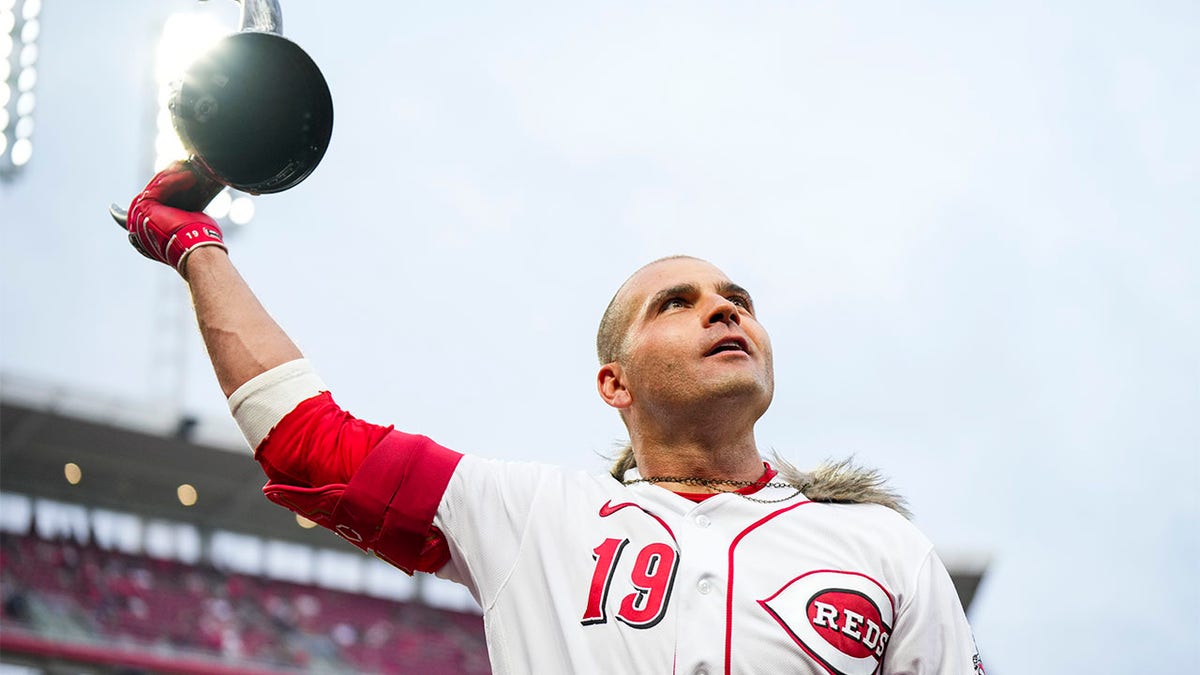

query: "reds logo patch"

left=758, top=570, right=895, bottom=675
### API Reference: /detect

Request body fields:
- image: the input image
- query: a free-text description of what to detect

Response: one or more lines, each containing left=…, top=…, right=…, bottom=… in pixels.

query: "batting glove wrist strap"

left=126, top=162, right=227, bottom=275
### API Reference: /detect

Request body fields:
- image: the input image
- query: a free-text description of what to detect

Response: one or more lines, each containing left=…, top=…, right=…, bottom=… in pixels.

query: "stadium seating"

left=1, top=532, right=490, bottom=674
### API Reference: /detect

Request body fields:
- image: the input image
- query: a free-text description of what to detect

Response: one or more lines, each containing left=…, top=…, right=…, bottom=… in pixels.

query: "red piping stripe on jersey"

left=723, top=500, right=814, bottom=675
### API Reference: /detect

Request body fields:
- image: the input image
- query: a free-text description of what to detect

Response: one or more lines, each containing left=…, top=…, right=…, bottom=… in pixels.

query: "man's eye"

left=662, top=297, right=688, bottom=311
left=729, top=296, right=751, bottom=310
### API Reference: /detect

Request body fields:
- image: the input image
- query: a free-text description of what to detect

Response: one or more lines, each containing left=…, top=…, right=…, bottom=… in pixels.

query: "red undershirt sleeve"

left=252, top=392, right=463, bottom=574
left=253, top=391, right=392, bottom=487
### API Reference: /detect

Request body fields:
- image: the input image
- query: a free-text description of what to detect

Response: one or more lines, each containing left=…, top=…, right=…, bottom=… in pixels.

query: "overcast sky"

left=2, top=1, right=1197, bottom=672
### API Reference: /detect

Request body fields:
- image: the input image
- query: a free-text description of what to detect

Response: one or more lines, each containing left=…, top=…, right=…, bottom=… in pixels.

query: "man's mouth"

left=705, top=337, right=749, bottom=356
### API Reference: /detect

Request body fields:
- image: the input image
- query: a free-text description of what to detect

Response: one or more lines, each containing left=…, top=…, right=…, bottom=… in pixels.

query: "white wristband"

left=227, top=358, right=327, bottom=451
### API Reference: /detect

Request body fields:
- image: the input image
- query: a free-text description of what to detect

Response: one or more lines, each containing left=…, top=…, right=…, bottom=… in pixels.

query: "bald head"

left=596, top=255, right=705, bottom=364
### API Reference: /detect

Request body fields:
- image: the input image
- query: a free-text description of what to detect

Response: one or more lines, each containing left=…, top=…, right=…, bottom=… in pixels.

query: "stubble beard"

left=634, top=355, right=775, bottom=431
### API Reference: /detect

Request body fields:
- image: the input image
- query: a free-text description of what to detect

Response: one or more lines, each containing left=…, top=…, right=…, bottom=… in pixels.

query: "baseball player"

left=119, top=163, right=984, bottom=674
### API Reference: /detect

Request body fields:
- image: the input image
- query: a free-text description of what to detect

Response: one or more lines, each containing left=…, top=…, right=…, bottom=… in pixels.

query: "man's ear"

left=597, top=362, right=632, bottom=410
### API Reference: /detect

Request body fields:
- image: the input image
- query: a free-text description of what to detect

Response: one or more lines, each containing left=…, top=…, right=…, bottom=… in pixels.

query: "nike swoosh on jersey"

left=597, top=500, right=677, bottom=542
left=598, top=500, right=638, bottom=518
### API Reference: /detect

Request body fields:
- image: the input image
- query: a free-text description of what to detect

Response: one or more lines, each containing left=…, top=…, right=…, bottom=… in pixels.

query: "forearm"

left=184, top=247, right=303, bottom=397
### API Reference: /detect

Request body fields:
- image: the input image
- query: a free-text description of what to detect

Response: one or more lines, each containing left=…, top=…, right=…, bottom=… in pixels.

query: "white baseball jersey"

left=230, top=360, right=983, bottom=675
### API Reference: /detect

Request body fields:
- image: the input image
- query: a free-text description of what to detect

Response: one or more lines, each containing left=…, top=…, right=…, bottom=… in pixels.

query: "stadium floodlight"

left=154, top=11, right=255, bottom=226
left=229, top=195, right=256, bottom=225
left=154, top=12, right=225, bottom=171
left=176, top=483, right=198, bottom=507
left=206, top=188, right=233, bottom=219
left=0, top=0, right=38, bottom=177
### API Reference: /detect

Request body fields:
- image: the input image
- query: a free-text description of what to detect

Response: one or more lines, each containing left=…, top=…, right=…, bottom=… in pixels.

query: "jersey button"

left=697, top=578, right=713, bottom=595
left=693, top=665, right=710, bottom=675
left=695, top=514, right=711, bottom=528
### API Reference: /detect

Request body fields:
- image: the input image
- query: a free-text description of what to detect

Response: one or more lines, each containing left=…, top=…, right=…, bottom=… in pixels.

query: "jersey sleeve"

left=228, top=359, right=464, bottom=574
left=431, top=456, right=568, bottom=610
left=883, top=548, right=984, bottom=674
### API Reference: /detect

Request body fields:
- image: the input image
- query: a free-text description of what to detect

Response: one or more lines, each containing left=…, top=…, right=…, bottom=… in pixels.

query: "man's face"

left=605, top=258, right=774, bottom=418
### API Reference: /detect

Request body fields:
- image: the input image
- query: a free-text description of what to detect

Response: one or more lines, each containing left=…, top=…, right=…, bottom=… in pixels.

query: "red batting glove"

left=126, top=162, right=227, bottom=275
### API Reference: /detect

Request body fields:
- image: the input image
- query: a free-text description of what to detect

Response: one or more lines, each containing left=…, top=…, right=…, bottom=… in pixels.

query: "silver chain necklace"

left=622, top=475, right=806, bottom=504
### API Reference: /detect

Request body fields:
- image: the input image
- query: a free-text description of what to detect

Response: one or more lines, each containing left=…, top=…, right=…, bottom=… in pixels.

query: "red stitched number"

left=581, top=538, right=678, bottom=629
left=581, top=538, right=628, bottom=625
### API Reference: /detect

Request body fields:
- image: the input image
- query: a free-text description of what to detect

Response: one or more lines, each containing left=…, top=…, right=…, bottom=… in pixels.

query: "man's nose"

left=705, top=295, right=741, bottom=326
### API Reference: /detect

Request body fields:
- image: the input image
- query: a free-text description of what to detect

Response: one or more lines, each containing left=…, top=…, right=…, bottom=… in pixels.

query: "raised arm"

left=116, top=163, right=462, bottom=575
left=120, top=162, right=301, bottom=396
left=185, top=247, right=301, bottom=397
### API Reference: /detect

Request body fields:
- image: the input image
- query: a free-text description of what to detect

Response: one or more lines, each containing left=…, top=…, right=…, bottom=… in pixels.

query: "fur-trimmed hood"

left=609, top=446, right=910, bottom=518
left=771, top=454, right=910, bottom=518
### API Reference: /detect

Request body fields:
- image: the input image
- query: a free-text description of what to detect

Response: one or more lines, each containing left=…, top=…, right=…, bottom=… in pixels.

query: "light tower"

left=0, top=0, right=41, bottom=178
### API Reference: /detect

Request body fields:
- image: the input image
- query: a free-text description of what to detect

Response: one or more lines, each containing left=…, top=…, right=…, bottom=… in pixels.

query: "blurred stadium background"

left=2, top=0, right=1195, bottom=672
left=0, top=376, right=491, bottom=674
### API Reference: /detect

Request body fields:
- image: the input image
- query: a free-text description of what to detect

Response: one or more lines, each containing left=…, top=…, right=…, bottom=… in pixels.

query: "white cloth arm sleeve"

left=226, top=358, right=327, bottom=450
